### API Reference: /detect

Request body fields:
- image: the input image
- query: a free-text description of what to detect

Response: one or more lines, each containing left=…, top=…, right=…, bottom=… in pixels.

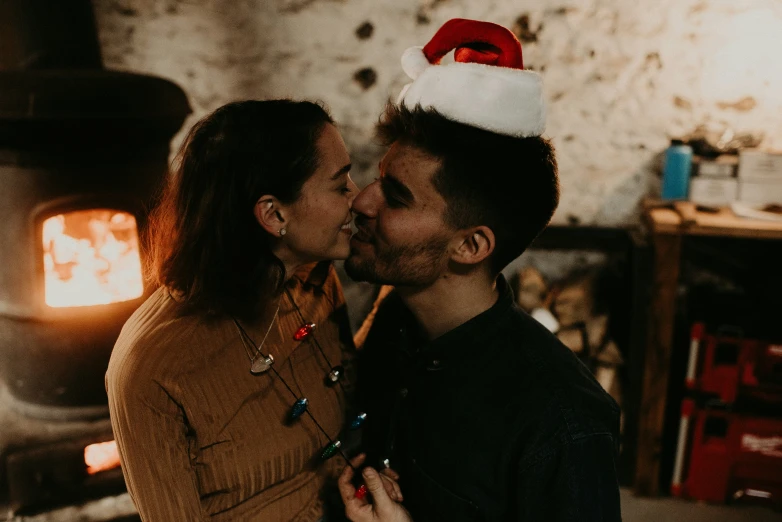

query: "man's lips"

left=351, top=226, right=373, bottom=243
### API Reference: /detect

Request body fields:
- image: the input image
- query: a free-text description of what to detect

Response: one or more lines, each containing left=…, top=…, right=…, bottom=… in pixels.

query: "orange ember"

left=84, top=440, right=121, bottom=475
left=42, top=210, right=143, bottom=307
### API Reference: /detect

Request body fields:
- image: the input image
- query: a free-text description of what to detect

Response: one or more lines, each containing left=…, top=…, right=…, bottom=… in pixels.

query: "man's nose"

left=350, top=179, right=381, bottom=218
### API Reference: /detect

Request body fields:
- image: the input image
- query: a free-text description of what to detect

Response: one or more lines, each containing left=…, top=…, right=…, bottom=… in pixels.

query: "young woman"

left=106, top=99, right=359, bottom=521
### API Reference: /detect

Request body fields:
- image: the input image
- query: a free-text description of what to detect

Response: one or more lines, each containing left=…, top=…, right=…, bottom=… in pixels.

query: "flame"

left=42, top=210, right=143, bottom=307
left=84, top=440, right=121, bottom=475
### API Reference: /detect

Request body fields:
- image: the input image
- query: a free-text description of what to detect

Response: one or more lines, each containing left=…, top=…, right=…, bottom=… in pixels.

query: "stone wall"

left=94, top=0, right=782, bottom=225
left=92, top=0, right=782, bottom=322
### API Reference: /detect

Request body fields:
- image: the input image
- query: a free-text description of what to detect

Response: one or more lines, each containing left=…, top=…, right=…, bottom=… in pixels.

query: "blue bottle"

left=661, top=139, right=693, bottom=200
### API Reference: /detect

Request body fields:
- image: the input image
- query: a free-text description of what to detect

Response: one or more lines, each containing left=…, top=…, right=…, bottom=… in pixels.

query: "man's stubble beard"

left=345, top=236, right=451, bottom=287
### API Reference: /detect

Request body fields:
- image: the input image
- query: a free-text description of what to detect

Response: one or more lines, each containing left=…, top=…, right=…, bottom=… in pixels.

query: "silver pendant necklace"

left=233, top=303, right=279, bottom=374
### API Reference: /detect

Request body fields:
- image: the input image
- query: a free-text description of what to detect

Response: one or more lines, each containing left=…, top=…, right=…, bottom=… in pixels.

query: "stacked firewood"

left=514, top=267, right=624, bottom=426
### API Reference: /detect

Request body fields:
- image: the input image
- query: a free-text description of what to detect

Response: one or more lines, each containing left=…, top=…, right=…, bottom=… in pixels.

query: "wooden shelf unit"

left=634, top=201, right=782, bottom=497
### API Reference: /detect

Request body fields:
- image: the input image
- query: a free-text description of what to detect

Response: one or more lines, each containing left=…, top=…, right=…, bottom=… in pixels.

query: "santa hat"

left=398, top=18, right=545, bottom=138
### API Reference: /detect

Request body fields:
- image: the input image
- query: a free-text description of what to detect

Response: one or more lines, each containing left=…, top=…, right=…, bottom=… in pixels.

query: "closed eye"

left=384, top=193, right=405, bottom=208
left=380, top=175, right=413, bottom=208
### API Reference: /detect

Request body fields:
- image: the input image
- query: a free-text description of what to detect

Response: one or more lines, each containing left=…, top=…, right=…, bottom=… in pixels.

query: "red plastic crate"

left=743, top=343, right=782, bottom=399
left=686, top=323, right=782, bottom=404
left=672, top=400, right=782, bottom=508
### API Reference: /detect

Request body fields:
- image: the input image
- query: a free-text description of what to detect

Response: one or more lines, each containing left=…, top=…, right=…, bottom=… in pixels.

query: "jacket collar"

left=390, top=275, right=516, bottom=369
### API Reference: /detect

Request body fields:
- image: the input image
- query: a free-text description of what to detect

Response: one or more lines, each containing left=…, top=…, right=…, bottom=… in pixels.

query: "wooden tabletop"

left=644, top=201, right=782, bottom=240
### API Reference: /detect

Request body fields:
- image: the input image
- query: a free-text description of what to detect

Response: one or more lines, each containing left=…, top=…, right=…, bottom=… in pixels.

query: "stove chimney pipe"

left=0, top=0, right=103, bottom=70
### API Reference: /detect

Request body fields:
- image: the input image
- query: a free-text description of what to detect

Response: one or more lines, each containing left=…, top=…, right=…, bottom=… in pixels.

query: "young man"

left=337, top=19, right=621, bottom=522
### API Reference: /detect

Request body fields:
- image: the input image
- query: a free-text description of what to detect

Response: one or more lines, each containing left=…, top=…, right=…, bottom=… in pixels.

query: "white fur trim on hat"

left=397, top=54, right=546, bottom=138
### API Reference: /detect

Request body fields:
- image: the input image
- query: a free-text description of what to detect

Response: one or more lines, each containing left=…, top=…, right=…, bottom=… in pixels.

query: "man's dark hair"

left=146, top=99, right=333, bottom=321
left=376, top=103, right=559, bottom=275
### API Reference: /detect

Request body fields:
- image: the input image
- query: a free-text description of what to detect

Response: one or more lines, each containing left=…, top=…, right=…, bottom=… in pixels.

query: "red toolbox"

left=672, top=400, right=782, bottom=508
left=686, top=323, right=782, bottom=404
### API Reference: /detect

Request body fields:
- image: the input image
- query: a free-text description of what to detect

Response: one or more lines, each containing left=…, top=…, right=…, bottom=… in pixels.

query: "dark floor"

left=621, top=489, right=781, bottom=522
left=4, top=490, right=781, bottom=521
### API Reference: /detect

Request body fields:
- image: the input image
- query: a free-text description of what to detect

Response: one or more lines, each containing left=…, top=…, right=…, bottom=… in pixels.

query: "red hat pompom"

left=423, top=18, right=523, bottom=69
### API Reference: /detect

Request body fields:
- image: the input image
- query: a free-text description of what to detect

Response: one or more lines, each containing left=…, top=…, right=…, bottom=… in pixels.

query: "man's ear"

left=254, top=196, right=287, bottom=236
left=452, top=226, right=495, bottom=266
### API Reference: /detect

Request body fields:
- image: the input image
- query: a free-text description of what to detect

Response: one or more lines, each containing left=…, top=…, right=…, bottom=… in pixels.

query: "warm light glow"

left=84, top=440, right=121, bottom=475
left=42, top=210, right=143, bottom=307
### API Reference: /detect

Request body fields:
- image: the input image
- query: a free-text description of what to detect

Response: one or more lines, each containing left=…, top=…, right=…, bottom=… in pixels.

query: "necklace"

left=284, top=288, right=347, bottom=388
left=231, top=289, right=367, bottom=493
left=232, top=302, right=279, bottom=374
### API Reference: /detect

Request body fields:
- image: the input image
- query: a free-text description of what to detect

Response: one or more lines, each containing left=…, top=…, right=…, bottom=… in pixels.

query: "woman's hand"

left=339, top=455, right=412, bottom=522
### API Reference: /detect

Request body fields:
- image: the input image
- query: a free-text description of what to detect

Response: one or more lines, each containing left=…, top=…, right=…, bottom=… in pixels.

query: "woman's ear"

left=254, top=196, right=287, bottom=237
left=452, top=226, right=495, bottom=266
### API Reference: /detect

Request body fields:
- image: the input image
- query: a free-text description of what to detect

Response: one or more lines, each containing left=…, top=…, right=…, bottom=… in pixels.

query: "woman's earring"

left=279, top=228, right=287, bottom=237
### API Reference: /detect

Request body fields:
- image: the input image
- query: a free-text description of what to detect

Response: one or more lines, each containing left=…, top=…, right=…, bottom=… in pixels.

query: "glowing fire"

left=84, top=440, right=121, bottom=475
left=42, top=210, right=143, bottom=307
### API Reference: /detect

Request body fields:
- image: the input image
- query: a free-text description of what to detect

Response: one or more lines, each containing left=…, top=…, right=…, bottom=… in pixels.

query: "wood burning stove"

left=0, top=75, right=188, bottom=416
left=0, top=0, right=190, bottom=514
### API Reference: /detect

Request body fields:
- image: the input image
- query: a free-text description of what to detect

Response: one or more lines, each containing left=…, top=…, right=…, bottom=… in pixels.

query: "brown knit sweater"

left=106, top=262, right=355, bottom=521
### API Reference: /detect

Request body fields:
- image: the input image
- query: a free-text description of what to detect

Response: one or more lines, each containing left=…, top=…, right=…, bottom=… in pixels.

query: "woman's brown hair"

left=145, top=99, right=334, bottom=321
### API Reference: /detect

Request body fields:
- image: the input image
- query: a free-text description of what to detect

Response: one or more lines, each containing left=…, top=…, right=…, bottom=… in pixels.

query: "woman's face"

left=283, top=123, right=358, bottom=263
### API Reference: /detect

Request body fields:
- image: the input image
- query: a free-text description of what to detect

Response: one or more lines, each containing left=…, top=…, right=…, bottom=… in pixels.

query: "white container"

left=737, top=180, right=782, bottom=207
left=689, top=178, right=738, bottom=206
left=738, top=150, right=782, bottom=182
left=694, top=156, right=738, bottom=179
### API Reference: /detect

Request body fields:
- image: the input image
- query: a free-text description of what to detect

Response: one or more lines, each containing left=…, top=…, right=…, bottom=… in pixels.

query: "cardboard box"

left=737, top=180, right=782, bottom=207
left=689, top=177, right=738, bottom=206
left=738, top=150, right=782, bottom=182
left=694, top=155, right=738, bottom=178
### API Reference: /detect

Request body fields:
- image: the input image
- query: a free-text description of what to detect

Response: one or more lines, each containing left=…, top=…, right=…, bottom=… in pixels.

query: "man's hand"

left=339, top=455, right=412, bottom=522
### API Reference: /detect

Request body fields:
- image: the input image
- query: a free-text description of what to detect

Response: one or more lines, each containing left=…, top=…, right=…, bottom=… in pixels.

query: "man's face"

left=345, top=142, right=455, bottom=287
